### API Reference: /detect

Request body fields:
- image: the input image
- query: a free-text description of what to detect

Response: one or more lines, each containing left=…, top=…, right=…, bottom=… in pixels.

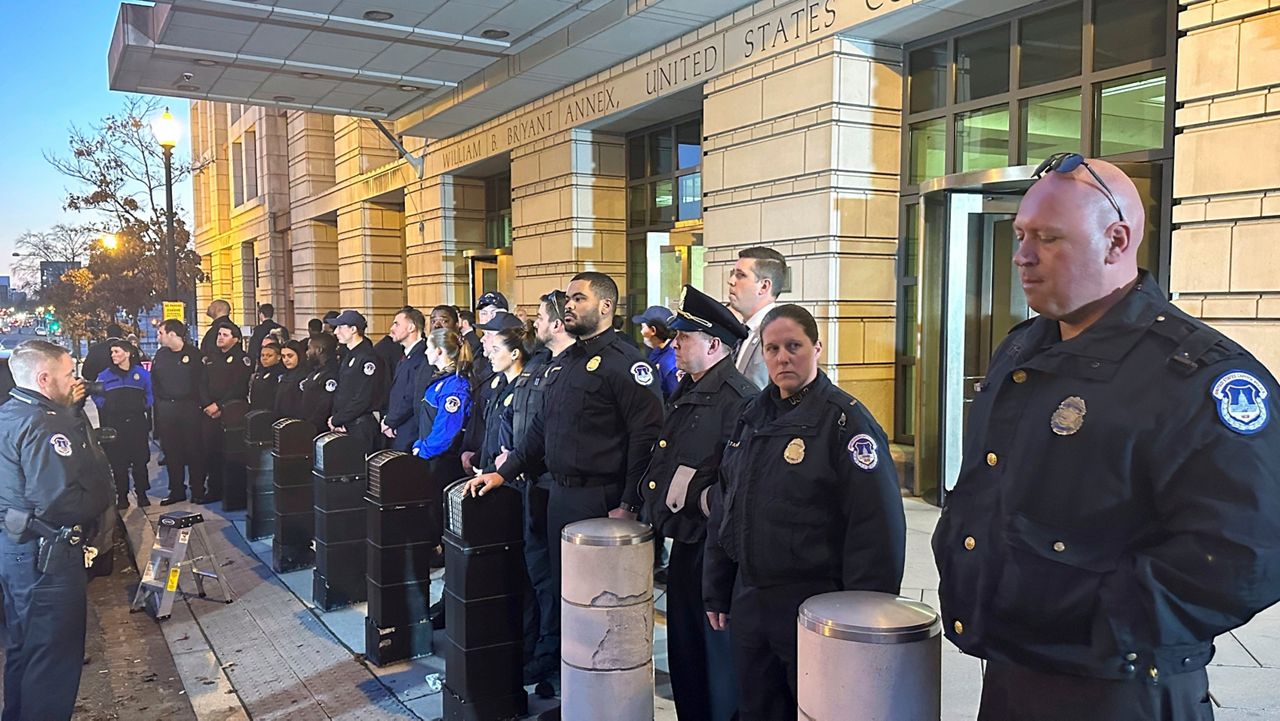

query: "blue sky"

left=0, top=2, right=191, bottom=278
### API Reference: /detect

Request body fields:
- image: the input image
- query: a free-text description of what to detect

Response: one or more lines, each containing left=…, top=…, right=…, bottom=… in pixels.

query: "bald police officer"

left=0, top=341, right=114, bottom=720
left=640, top=286, right=753, bottom=721
left=933, top=154, right=1280, bottom=720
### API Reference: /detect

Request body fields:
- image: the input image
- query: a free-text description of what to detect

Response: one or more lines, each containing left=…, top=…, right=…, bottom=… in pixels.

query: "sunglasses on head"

left=1032, top=153, right=1126, bottom=223
left=543, top=290, right=566, bottom=320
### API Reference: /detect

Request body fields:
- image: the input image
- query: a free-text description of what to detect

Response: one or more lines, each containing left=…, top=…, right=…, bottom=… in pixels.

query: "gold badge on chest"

left=586, top=356, right=601, bottom=372
left=1050, top=396, right=1087, bottom=436
left=783, top=437, right=806, bottom=465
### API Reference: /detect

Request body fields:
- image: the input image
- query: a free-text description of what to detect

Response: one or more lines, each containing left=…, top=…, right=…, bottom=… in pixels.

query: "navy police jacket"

left=704, top=371, right=905, bottom=612
left=932, top=272, right=1280, bottom=681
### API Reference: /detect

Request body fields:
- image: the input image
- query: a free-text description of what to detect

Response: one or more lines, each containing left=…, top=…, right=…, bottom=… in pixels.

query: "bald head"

left=1013, top=158, right=1145, bottom=328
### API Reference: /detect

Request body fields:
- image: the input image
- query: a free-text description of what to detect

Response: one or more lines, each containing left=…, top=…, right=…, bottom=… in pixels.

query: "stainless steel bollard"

left=797, top=591, right=941, bottom=721
left=561, top=519, right=655, bottom=721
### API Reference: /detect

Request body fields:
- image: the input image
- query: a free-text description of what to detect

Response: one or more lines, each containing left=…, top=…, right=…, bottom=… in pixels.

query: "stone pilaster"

left=289, top=221, right=339, bottom=331
left=404, top=175, right=485, bottom=309
left=1172, top=0, right=1280, bottom=372
left=334, top=116, right=399, bottom=184
left=337, top=202, right=405, bottom=334
left=510, top=129, right=627, bottom=312
left=701, top=37, right=903, bottom=426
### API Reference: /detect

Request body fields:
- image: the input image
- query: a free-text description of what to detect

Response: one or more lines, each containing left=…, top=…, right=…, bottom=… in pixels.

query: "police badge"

left=1212, top=370, right=1270, bottom=435
left=1050, top=396, right=1087, bottom=436
left=586, top=356, right=602, bottom=372
left=783, top=437, right=805, bottom=464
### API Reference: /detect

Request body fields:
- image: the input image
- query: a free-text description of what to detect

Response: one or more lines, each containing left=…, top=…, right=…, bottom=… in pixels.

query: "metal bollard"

left=271, top=418, right=316, bottom=572
left=312, top=432, right=368, bottom=610
left=243, top=410, right=278, bottom=541
left=220, top=400, right=249, bottom=511
left=560, top=519, right=654, bottom=721
left=796, top=591, right=941, bottom=721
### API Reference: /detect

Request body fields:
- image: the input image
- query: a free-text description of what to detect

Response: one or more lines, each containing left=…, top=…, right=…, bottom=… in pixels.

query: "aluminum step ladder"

left=131, top=510, right=233, bottom=620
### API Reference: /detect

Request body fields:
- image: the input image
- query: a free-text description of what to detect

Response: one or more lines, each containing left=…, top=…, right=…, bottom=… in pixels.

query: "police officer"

left=249, top=342, right=285, bottom=411
left=300, top=333, right=339, bottom=431
left=633, top=305, right=681, bottom=400
left=0, top=340, right=114, bottom=720
left=933, top=155, right=1280, bottom=721
left=461, top=312, right=523, bottom=472
left=704, top=304, right=906, bottom=721
left=507, top=289, right=574, bottom=688
left=93, top=339, right=154, bottom=508
left=274, top=340, right=308, bottom=419
left=467, top=272, right=663, bottom=600
left=200, top=299, right=233, bottom=355
left=202, top=322, right=252, bottom=503
left=382, top=307, right=428, bottom=452
left=326, top=309, right=387, bottom=455
left=639, top=286, right=753, bottom=721
left=152, top=319, right=208, bottom=505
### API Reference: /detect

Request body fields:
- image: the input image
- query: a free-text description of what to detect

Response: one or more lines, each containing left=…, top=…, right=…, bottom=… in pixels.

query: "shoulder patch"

left=848, top=434, right=879, bottom=471
left=299, top=379, right=306, bottom=391
left=243, top=355, right=252, bottom=367
left=630, top=361, right=653, bottom=386
left=363, top=361, right=376, bottom=376
left=324, top=379, right=337, bottom=393
left=1212, top=370, right=1269, bottom=435
left=50, top=433, right=74, bottom=457
left=444, top=395, right=462, bottom=413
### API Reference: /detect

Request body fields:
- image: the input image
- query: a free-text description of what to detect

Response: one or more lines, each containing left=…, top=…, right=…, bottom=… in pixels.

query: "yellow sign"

left=166, top=567, right=181, bottom=592
left=162, top=301, right=186, bottom=322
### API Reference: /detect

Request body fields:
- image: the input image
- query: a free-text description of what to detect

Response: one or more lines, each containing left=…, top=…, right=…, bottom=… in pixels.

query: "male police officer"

left=326, top=309, right=387, bottom=455
left=301, top=333, right=340, bottom=431
left=200, top=299, right=233, bottom=355
left=468, top=272, right=663, bottom=596
left=640, top=286, right=753, bottom=721
left=202, top=322, right=252, bottom=503
left=933, top=155, right=1280, bottom=721
left=152, top=320, right=208, bottom=504
left=0, top=340, right=113, bottom=720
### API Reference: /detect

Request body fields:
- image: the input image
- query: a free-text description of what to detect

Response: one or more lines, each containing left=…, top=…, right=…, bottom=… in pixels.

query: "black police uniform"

left=705, top=371, right=906, bottom=721
left=247, top=318, right=284, bottom=370
left=331, top=337, right=386, bottom=455
left=0, top=387, right=114, bottom=720
left=384, top=339, right=427, bottom=452
left=498, top=327, right=663, bottom=595
left=933, top=273, right=1280, bottom=721
left=640, top=355, right=753, bottom=721
left=463, top=371, right=506, bottom=467
left=93, top=363, right=154, bottom=506
left=201, top=314, right=232, bottom=355
left=151, top=342, right=208, bottom=501
left=274, top=365, right=308, bottom=419
left=249, top=363, right=285, bottom=411
left=300, top=359, right=339, bottom=431
left=203, top=344, right=252, bottom=500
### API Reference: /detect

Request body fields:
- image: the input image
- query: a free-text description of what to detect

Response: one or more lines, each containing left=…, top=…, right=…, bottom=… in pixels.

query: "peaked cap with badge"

left=669, top=284, right=749, bottom=346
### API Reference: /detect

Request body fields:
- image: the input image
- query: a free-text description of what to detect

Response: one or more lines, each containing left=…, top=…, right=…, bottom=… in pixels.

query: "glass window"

left=676, top=121, right=701, bottom=170
left=909, top=43, right=948, bottom=114
left=1097, top=72, right=1166, bottom=156
left=1021, top=89, right=1082, bottom=163
left=628, top=135, right=646, bottom=180
left=908, top=118, right=947, bottom=184
left=649, top=129, right=673, bottom=177
left=651, top=179, right=675, bottom=224
left=955, top=25, right=1010, bottom=103
left=677, top=173, right=701, bottom=220
left=956, top=105, right=1010, bottom=172
left=1094, top=0, right=1167, bottom=72
left=628, top=185, right=647, bottom=226
left=902, top=204, right=920, bottom=280
left=1019, top=2, right=1081, bottom=88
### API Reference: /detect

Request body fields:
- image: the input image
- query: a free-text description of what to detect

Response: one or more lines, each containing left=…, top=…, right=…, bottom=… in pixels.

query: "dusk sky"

left=0, top=2, right=192, bottom=280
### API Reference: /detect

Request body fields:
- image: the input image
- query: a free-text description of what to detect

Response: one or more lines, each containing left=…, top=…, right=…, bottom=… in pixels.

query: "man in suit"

left=725, top=246, right=787, bottom=390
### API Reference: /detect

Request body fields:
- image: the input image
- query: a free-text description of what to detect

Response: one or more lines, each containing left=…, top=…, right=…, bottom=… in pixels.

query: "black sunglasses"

left=542, top=290, right=567, bottom=321
left=1032, top=153, right=1125, bottom=223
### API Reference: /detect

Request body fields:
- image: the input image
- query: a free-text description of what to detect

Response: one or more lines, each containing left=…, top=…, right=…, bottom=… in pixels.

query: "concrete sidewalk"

left=124, top=461, right=1280, bottom=719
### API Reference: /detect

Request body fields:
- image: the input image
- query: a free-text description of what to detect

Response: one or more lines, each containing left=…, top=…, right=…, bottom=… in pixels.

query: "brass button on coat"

left=1012, top=370, right=1028, bottom=383
left=964, top=536, right=976, bottom=551
left=953, top=620, right=964, bottom=635
left=986, top=453, right=998, bottom=467
left=658, top=439, right=667, bottom=448
left=648, top=481, right=657, bottom=490
left=1052, top=541, right=1066, bottom=553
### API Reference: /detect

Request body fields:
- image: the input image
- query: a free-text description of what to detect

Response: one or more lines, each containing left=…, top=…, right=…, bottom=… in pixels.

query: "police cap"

left=669, top=285, right=748, bottom=345
left=325, top=309, right=367, bottom=331
left=477, top=312, right=523, bottom=332
left=631, top=305, right=674, bottom=328
left=476, top=291, right=509, bottom=311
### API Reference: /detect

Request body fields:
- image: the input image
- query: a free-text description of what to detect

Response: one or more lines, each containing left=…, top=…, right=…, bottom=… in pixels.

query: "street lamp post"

left=152, top=108, right=180, bottom=300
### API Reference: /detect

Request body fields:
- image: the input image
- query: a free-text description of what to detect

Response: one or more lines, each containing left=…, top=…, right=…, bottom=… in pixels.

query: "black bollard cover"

left=220, top=400, right=250, bottom=511
left=313, top=432, right=367, bottom=610
left=271, top=418, right=317, bottom=572
left=365, top=617, right=432, bottom=667
left=244, top=410, right=278, bottom=541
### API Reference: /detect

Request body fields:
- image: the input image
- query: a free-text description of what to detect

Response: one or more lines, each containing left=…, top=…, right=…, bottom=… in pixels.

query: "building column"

left=254, top=110, right=291, bottom=323
left=1171, top=1, right=1280, bottom=372
left=334, top=116, right=398, bottom=183
left=404, top=175, right=486, bottom=309
left=509, top=130, right=627, bottom=312
left=287, top=112, right=338, bottom=332
left=337, top=201, right=405, bottom=334
left=701, top=37, right=903, bottom=426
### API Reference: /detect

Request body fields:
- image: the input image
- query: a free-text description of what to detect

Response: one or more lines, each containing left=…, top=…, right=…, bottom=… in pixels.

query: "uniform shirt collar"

left=9, top=386, right=66, bottom=413
left=1022, top=269, right=1165, bottom=364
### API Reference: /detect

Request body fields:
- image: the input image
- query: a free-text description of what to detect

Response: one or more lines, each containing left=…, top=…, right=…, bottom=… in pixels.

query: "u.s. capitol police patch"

left=630, top=362, right=653, bottom=386
left=243, top=356, right=251, bottom=367
left=324, top=379, right=337, bottom=393
left=1212, top=370, right=1270, bottom=435
left=444, top=396, right=461, bottom=413
left=50, top=434, right=73, bottom=457
left=847, top=433, right=878, bottom=471
left=363, top=361, right=376, bottom=376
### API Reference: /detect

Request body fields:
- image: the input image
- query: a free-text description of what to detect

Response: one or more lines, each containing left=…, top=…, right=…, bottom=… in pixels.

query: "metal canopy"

left=108, top=0, right=750, bottom=132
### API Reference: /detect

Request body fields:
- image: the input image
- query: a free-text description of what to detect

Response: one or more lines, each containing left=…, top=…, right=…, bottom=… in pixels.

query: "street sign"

left=163, top=301, right=185, bottom=321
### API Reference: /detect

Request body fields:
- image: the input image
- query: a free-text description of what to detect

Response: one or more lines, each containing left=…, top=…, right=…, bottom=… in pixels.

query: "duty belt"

left=2, top=508, right=97, bottom=572
left=553, top=473, right=621, bottom=488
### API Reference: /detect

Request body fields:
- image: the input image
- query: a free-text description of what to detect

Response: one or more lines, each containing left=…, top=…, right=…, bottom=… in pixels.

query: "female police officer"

left=93, top=339, right=154, bottom=508
left=704, top=304, right=906, bottom=721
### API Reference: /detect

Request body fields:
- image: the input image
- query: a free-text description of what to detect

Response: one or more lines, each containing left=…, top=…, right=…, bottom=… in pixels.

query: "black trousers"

left=667, top=539, right=738, bottom=721
left=103, top=413, right=150, bottom=499
left=546, top=482, right=623, bottom=604
left=979, top=659, right=1213, bottom=721
left=201, top=413, right=224, bottom=497
left=155, top=400, right=205, bottom=499
left=522, top=478, right=558, bottom=661
left=730, top=576, right=838, bottom=721
left=344, top=415, right=379, bottom=457
left=0, top=535, right=87, bottom=721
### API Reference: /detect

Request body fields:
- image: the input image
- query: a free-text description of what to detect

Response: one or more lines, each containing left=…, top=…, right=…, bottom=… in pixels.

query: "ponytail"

left=428, top=328, right=474, bottom=379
